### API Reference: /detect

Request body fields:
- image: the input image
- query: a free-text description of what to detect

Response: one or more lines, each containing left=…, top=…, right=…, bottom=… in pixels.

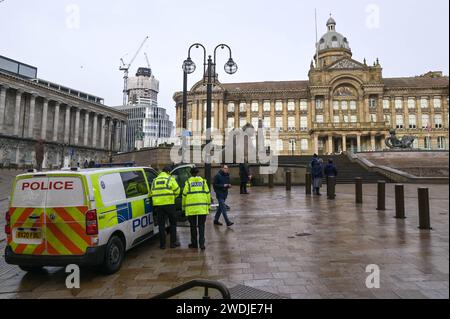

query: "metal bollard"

left=327, top=176, right=336, bottom=200
left=305, top=173, right=312, bottom=195
left=268, top=174, right=274, bottom=188
left=394, top=184, right=406, bottom=219
left=376, top=181, right=386, bottom=211
left=418, top=188, right=432, bottom=230
left=355, top=177, right=363, bottom=204
left=286, top=171, right=292, bottom=191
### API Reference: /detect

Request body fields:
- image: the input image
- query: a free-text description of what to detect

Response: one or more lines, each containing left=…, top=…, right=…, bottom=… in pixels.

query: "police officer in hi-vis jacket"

left=182, top=167, right=211, bottom=250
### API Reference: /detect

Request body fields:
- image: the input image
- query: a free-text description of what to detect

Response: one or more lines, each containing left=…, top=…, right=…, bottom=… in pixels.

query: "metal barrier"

left=305, top=173, right=312, bottom=195
left=418, top=188, right=432, bottom=230
left=377, top=181, right=386, bottom=211
left=286, top=171, right=292, bottom=191
left=151, top=279, right=231, bottom=299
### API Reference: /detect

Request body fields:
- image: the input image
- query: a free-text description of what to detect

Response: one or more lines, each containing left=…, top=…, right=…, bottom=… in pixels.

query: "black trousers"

left=155, top=205, right=177, bottom=247
left=188, top=215, right=207, bottom=247
left=240, top=180, right=248, bottom=194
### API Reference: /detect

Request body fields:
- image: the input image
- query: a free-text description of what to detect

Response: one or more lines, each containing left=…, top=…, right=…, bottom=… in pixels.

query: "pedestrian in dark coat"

left=239, top=162, right=251, bottom=194
left=213, top=165, right=234, bottom=227
left=311, top=158, right=324, bottom=196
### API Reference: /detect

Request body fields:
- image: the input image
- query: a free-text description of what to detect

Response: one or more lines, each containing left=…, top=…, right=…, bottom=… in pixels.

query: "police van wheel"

left=101, top=236, right=124, bottom=275
left=19, top=265, right=44, bottom=273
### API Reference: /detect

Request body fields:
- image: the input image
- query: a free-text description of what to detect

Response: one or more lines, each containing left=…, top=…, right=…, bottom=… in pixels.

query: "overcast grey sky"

left=1, top=0, right=448, bottom=122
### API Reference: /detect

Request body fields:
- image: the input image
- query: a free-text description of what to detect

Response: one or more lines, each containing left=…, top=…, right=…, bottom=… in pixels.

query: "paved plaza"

left=0, top=175, right=448, bottom=299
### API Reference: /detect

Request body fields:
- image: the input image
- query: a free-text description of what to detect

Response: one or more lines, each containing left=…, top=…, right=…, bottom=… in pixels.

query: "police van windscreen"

left=12, top=176, right=86, bottom=208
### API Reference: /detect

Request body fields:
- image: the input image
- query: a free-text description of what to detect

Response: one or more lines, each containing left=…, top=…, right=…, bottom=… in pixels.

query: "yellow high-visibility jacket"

left=182, top=177, right=211, bottom=216
left=150, top=172, right=180, bottom=206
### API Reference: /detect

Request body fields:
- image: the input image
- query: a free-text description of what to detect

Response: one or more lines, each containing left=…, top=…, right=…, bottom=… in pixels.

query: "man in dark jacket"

left=213, top=165, right=233, bottom=227
left=311, top=158, right=324, bottom=196
left=324, top=159, right=338, bottom=178
left=239, top=162, right=251, bottom=194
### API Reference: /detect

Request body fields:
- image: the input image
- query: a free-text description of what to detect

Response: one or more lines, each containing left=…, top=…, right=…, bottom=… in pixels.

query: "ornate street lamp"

left=182, top=44, right=238, bottom=185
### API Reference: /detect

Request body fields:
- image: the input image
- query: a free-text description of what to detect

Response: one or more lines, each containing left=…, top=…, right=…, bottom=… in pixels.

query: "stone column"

left=64, top=105, right=71, bottom=144
left=100, top=116, right=106, bottom=149
left=310, top=98, right=315, bottom=130
left=295, top=100, right=300, bottom=130
left=357, top=134, right=362, bottom=152
left=0, top=85, right=8, bottom=132
left=28, top=93, right=37, bottom=139
left=403, top=96, right=410, bottom=128
left=342, top=135, right=347, bottom=152
left=92, top=113, right=98, bottom=148
left=270, top=100, right=275, bottom=128
left=106, top=119, right=112, bottom=151
left=429, top=95, right=436, bottom=129
left=324, top=98, right=330, bottom=123
left=41, top=98, right=49, bottom=140
left=283, top=100, right=288, bottom=131
left=52, top=102, right=60, bottom=141
left=115, top=121, right=121, bottom=151
left=74, top=108, right=81, bottom=145
left=13, top=90, right=23, bottom=136
left=313, top=134, right=319, bottom=155
left=328, top=135, right=333, bottom=154
left=122, top=122, right=128, bottom=152
left=371, top=133, right=376, bottom=151
left=246, top=101, right=251, bottom=124
left=83, top=111, right=90, bottom=146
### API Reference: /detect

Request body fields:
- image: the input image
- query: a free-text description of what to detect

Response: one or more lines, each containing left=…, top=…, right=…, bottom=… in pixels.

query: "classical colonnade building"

left=0, top=56, right=127, bottom=168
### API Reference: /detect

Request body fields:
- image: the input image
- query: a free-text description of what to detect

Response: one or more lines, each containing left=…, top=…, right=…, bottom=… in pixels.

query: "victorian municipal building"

left=173, top=17, right=449, bottom=156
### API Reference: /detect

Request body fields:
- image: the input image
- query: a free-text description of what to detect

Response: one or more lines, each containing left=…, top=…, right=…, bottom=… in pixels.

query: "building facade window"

left=343, top=115, right=349, bottom=123
left=301, top=139, right=309, bottom=151
left=422, top=114, right=430, bottom=128
left=370, top=114, right=377, bottom=123
left=409, top=115, right=417, bottom=129
left=369, top=97, right=377, bottom=109
left=435, top=115, right=443, bottom=128
left=384, top=114, right=391, bottom=125
left=350, top=115, right=357, bottom=123
left=300, top=116, right=308, bottom=130
left=315, top=99, right=323, bottom=110
left=288, top=117, right=295, bottom=131
left=421, top=98, right=429, bottom=109
left=275, top=101, right=283, bottom=112
left=396, top=115, right=404, bottom=129
left=350, top=101, right=357, bottom=110
left=251, top=117, right=259, bottom=129
left=333, top=116, right=340, bottom=123
left=434, top=97, right=442, bottom=109
left=239, top=118, right=246, bottom=128
left=263, top=101, right=271, bottom=112
left=228, top=102, right=235, bottom=113
left=316, top=115, right=324, bottom=123
left=437, top=136, right=446, bottom=149
left=395, top=98, right=403, bottom=109
left=227, top=117, right=235, bottom=129
left=263, top=117, right=271, bottom=129
left=287, top=100, right=295, bottom=112
left=251, top=101, right=259, bottom=112
left=276, top=139, right=284, bottom=152
left=424, top=137, right=431, bottom=150
left=240, top=102, right=247, bottom=113
left=300, top=100, right=308, bottom=111
left=276, top=117, right=283, bottom=130
left=408, top=98, right=416, bottom=109
left=383, top=99, right=390, bottom=109
left=333, top=101, right=339, bottom=110
left=341, top=101, right=348, bottom=110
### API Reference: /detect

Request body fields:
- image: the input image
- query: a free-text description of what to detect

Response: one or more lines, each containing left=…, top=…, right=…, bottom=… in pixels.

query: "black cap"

left=190, top=167, right=200, bottom=175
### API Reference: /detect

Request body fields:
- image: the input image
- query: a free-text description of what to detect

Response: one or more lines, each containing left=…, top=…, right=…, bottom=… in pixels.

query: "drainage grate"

left=226, top=285, right=288, bottom=299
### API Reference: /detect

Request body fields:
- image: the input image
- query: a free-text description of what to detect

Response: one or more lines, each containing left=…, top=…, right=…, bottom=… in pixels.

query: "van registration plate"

left=14, top=228, right=42, bottom=244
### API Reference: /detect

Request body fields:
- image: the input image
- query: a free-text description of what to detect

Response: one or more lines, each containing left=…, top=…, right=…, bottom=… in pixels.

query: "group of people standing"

left=150, top=164, right=238, bottom=251
left=310, top=154, right=338, bottom=196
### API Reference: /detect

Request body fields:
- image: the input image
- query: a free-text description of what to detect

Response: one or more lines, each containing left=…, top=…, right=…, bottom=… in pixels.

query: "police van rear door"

left=9, top=174, right=89, bottom=256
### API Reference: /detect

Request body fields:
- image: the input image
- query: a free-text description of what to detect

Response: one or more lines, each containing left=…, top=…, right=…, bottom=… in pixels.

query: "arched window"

left=331, top=36, right=338, bottom=48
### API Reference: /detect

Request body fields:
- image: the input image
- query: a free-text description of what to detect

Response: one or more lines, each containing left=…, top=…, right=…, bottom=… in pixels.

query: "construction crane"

left=144, top=52, right=151, bottom=70
left=119, top=36, right=149, bottom=105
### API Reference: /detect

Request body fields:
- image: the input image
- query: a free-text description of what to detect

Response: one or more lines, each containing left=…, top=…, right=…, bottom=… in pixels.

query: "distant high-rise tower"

left=116, top=67, right=173, bottom=151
